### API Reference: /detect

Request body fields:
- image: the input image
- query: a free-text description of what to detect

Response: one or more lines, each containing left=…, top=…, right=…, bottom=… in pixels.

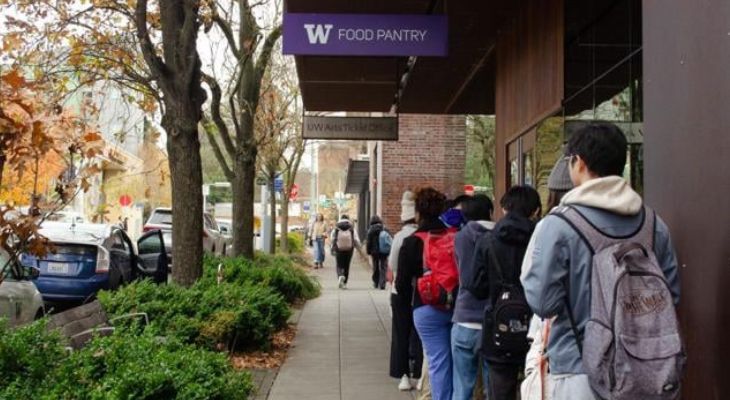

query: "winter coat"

left=387, top=222, right=418, bottom=295
left=452, top=220, right=495, bottom=325
left=331, top=219, right=360, bottom=253
left=396, top=218, right=449, bottom=309
left=471, top=212, right=535, bottom=305
left=366, top=222, right=384, bottom=256
left=520, top=176, right=680, bottom=374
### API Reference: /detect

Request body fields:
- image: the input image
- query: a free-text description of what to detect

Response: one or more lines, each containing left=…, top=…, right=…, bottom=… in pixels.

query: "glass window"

left=139, top=233, right=163, bottom=255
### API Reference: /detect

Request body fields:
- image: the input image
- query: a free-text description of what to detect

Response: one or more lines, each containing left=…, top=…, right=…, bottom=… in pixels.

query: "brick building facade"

left=372, top=114, right=466, bottom=231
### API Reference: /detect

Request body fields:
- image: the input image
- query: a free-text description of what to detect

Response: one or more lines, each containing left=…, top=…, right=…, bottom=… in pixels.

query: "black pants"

left=389, top=293, right=423, bottom=379
left=335, top=250, right=354, bottom=283
left=486, top=362, right=522, bottom=400
left=371, top=255, right=388, bottom=289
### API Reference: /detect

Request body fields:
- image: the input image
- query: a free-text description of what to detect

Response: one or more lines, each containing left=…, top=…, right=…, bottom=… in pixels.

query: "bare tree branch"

left=134, top=0, right=166, bottom=79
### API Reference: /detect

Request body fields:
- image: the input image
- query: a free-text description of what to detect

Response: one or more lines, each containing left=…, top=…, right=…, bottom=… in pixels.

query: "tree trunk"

left=231, top=152, right=255, bottom=258
left=163, top=112, right=204, bottom=287
left=280, top=195, right=289, bottom=253
left=267, top=169, right=276, bottom=254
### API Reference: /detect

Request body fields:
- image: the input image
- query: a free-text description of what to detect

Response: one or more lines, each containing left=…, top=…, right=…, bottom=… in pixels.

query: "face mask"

left=439, top=208, right=465, bottom=228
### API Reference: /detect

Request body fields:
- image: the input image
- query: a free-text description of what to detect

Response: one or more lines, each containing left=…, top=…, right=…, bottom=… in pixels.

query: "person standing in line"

left=521, top=123, right=681, bottom=399
left=388, top=191, right=423, bottom=391
left=471, top=186, right=541, bottom=400
left=366, top=215, right=388, bottom=289
left=397, top=187, right=455, bottom=400
left=521, top=156, right=573, bottom=400
left=331, top=214, right=360, bottom=289
left=451, top=194, right=495, bottom=400
left=310, top=213, right=327, bottom=269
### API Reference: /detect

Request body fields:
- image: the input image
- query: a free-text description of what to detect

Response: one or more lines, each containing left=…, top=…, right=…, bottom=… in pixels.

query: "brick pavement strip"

left=266, top=249, right=415, bottom=400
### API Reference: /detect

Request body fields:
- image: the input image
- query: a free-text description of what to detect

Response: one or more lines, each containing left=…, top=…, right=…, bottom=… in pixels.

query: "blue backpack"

left=378, top=230, right=393, bottom=255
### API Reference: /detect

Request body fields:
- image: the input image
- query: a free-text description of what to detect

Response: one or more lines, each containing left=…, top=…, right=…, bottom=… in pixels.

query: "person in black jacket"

left=470, top=186, right=541, bottom=400
left=366, top=215, right=388, bottom=289
left=397, top=187, right=454, bottom=400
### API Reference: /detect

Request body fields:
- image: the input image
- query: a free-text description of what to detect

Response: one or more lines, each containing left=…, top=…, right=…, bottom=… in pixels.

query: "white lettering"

left=304, top=24, right=333, bottom=45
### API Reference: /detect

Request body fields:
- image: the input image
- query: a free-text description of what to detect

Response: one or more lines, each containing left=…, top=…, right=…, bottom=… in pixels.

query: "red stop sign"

left=119, top=194, right=132, bottom=207
left=289, top=184, right=299, bottom=201
left=464, top=185, right=475, bottom=196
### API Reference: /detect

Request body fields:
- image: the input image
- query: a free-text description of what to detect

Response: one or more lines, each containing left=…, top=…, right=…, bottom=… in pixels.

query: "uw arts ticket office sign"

left=282, top=13, right=448, bottom=57
left=303, top=116, right=398, bottom=141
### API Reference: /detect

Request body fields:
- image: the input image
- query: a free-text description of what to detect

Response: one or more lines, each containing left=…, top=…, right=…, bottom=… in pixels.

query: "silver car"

left=0, top=250, right=44, bottom=326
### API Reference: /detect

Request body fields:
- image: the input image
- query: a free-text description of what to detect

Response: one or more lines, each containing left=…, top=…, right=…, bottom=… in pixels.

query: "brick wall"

left=378, top=114, right=466, bottom=230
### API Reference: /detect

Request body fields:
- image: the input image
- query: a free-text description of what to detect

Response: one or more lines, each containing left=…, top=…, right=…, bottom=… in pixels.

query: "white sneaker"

left=398, top=375, right=412, bottom=391
left=338, top=276, right=345, bottom=289
left=416, top=376, right=423, bottom=391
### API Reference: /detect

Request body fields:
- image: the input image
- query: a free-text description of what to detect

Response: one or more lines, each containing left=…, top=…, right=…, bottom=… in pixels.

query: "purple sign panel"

left=283, top=13, right=448, bottom=57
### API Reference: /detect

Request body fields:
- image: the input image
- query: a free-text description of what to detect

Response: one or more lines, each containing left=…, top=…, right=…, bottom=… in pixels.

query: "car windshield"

left=149, top=210, right=172, bottom=225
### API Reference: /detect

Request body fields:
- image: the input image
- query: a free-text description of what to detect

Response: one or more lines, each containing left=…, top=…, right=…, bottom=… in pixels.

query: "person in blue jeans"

left=451, top=194, right=495, bottom=400
left=310, top=213, right=327, bottom=269
left=397, top=187, right=454, bottom=400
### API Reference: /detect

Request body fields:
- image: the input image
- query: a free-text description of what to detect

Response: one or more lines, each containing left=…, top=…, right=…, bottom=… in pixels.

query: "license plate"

left=48, top=263, right=71, bottom=274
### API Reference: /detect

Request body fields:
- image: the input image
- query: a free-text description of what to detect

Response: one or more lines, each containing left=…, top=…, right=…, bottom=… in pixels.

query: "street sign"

left=119, top=194, right=132, bottom=207
left=303, top=201, right=311, bottom=212
left=290, top=183, right=299, bottom=201
left=274, top=174, right=284, bottom=192
left=303, top=116, right=398, bottom=141
left=283, top=14, right=448, bottom=57
left=464, top=185, right=475, bottom=196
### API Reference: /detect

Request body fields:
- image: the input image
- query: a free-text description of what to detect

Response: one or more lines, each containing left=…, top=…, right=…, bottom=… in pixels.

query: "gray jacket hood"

left=560, top=176, right=642, bottom=215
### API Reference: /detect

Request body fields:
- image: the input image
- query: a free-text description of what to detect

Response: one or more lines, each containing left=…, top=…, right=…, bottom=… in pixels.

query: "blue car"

left=21, top=222, right=168, bottom=304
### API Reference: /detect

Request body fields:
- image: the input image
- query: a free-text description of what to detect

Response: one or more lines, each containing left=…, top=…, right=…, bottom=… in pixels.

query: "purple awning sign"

left=283, top=13, right=448, bottom=57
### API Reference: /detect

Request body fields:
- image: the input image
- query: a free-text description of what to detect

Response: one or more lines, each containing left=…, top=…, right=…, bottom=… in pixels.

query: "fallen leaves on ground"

left=230, top=325, right=297, bottom=370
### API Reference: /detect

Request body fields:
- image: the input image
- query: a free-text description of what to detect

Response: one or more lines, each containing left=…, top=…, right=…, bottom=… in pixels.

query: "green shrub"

left=201, top=254, right=320, bottom=303
left=0, top=319, right=67, bottom=399
left=278, top=232, right=305, bottom=254
left=99, top=279, right=291, bottom=351
left=0, top=323, right=252, bottom=399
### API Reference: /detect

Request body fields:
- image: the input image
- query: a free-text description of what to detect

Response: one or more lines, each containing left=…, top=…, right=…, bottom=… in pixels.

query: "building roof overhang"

left=285, top=1, right=525, bottom=114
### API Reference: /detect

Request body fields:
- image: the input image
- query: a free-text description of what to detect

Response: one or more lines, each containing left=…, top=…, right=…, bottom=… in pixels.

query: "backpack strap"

left=635, top=206, right=656, bottom=251
left=486, top=237, right=510, bottom=288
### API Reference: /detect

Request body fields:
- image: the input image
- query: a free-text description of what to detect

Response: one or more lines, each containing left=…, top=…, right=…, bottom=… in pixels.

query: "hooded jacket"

left=331, top=219, right=360, bottom=252
left=366, top=219, right=385, bottom=256
left=452, top=220, right=496, bottom=325
left=472, top=213, right=535, bottom=306
left=520, top=176, right=680, bottom=375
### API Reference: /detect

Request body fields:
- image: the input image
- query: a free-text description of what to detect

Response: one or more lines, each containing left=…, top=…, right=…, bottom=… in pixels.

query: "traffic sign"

left=464, top=184, right=475, bottom=196
left=274, top=174, right=284, bottom=192
left=119, top=194, right=132, bottom=207
left=289, top=183, right=299, bottom=201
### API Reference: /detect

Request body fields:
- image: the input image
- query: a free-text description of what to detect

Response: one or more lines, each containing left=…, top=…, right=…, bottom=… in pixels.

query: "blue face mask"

left=439, top=208, right=465, bottom=228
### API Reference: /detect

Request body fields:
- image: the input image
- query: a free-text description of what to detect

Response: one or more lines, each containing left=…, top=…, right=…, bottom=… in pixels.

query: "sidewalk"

left=267, top=250, right=415, bottom=400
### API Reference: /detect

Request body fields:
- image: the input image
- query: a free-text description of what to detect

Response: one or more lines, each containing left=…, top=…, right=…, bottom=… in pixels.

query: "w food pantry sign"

left=283, top=14, right=448, bottom=57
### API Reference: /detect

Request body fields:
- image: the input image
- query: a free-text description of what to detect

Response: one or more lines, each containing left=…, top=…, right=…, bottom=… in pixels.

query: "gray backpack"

left=556, top=206, right=685, bottom=400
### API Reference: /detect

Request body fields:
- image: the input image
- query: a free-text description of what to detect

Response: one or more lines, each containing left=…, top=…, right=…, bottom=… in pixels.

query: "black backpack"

left=480, top=238, right=532, bottom=364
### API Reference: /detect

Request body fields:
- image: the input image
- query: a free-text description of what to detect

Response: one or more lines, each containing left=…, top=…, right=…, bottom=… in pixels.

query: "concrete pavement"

left=267, top=250, right=415, bottom=400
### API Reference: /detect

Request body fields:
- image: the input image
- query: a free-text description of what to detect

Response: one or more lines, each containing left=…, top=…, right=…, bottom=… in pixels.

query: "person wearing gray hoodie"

left=451, top=194, right=495, bottom=400
left=520, top=123, right=680, bottom=400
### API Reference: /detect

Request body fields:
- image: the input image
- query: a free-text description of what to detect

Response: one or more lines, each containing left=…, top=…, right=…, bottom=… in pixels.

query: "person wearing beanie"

left=546, top=156, right=574, bottom=211
left=388, top=191, right=423, bottom=391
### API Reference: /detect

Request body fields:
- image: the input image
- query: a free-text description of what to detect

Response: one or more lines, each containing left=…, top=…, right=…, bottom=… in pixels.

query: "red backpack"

left=414, top=228, right=459, bottom=309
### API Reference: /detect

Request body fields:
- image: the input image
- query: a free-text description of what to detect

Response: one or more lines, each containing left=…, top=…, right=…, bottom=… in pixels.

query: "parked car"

left=143, top=208, right=230, bottom=259
left=20, top=222, right=168, bottom=304
left=217, top=219, right=232, bottom=238
left=0, top=250, right=44, bottom=326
